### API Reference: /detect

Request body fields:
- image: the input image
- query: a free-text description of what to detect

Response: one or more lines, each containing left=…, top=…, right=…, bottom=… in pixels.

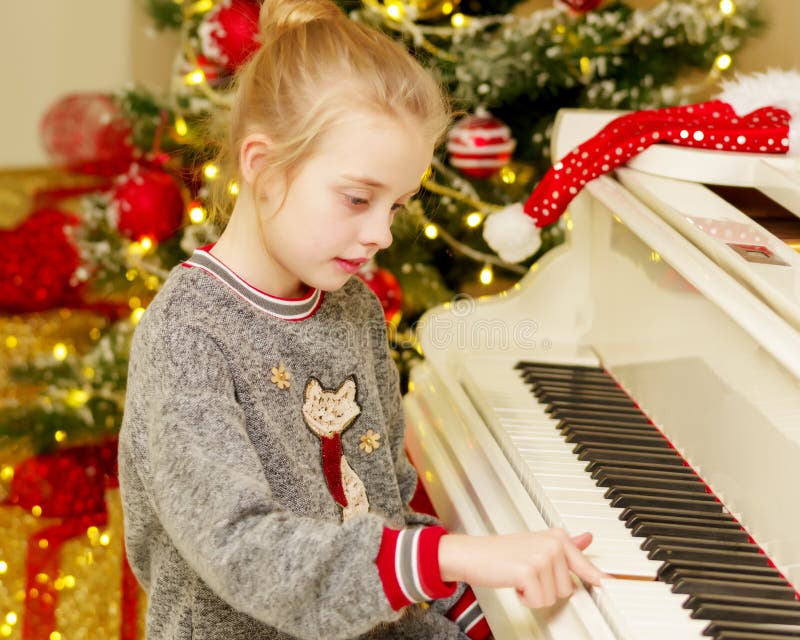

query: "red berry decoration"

left=357, top=266, right=403, bottom=326
left=111, top=165, right=185, bottom=242
left=198, top=0, right=261, bottom=73
left=558, top=0, right=603, bottom=11
left=39, top=93, right=134, bottom=177
left=0, top=209, right=82, bottom=313
left=447, top=110, right=516, bottom=179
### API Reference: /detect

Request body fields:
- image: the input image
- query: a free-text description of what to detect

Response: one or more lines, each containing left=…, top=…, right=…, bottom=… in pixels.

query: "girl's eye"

left=345, top=195, right=369, bottom=207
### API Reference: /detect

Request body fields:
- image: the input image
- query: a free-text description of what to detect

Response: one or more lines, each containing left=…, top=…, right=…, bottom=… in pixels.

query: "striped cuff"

left=447, top=587, right=491, bottom=639
left=375, top=526, right=456, bottom=610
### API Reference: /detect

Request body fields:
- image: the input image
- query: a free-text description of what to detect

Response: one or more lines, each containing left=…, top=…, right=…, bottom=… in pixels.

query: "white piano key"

left=595, top=579, right=706, bottom=640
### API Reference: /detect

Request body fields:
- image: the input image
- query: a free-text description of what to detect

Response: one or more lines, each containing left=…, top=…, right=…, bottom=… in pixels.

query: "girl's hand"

left=438, top=529, right=606, bottom=609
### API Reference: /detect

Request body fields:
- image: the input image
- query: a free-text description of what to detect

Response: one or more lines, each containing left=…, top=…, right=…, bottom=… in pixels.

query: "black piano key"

left=703, top=620, right=800, bottom=638
left=586, top=458, right=695, bottom=476
left=566, top=431, right=675, bottom=448
left=595, top=472, right=709, bottom=493
left=559, top=421, right=663, bottom=436
left=672, top=578, right=799, bottom=601
left=633, top=521, right=746, bottom=539
left=649, top=545, right=772, bottom=566
left=687, top=593, right=800, bottom=612
left=547, top=401, right=643, bottom=416
left=533, top=381, right=626, bottom=396
left=658, top=560, right=785, bottom=583
left=594, top=465, right=700, bottom=483
left=574, top=441, right=682, bottom=458
left=605, top=485, right=720, bottom=504
left=611, top=493, right=724, bottom=516
left=622, top=506, right=734, bottom=523
left=578, top=448, right=690, bottom=467
left=537, top=392, right=639, bottom=409
left=668, top=569, right=791, bottom=591
left=515, top=360, right=603, bottom=372
left=626, top=512, right=743, bottom=530
left=554, top=409, right=653, bottom=425
left=641, top=535, right=761, bottom=553
left=715, top=631, right=800, bottom=640
left=691, top=602, right=800, bottom=625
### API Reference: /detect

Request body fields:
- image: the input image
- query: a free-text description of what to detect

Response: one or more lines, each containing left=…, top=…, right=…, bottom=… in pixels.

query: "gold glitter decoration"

left=0, top=440, right=147, bottom=639
left=269, top=364, right=291, bottom=390
left=359, top=429, right=382, bottom=454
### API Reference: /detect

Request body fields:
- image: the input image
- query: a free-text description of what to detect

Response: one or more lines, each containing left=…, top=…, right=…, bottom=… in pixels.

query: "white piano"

left=404, top=109, right=800, bottom=639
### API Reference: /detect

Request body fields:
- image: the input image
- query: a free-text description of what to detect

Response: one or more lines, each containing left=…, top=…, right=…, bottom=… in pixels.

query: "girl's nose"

left=360, top=211, right=393, bottom=250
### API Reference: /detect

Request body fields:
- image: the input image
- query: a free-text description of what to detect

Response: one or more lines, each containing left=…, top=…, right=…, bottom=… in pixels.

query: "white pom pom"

left=717, top=69, right=800, bottom=155
left=483, top=203, right=541, bottom=263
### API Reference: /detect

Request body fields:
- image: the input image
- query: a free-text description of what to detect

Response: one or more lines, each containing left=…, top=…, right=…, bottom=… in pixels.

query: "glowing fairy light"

left=451, top=13, right=468, bottom=28
left=499, top=166, right=516, bottom=184
left=719, top=0, right=735, bottom=15
left=53, top=343, right=68, bottom=361
left=385, top=1, right=405, bottom=20
left=228, top=180, right=239, bottom=196
left=203, top=163, right=219, bottom=179
left=54, top=430, right=67, bottom=443
left=174, top=117, right=188, bottom=137
left=465, top=212, right=483, bottom=227
left=479, top=265, right=494, bottom=285
left=131, top=308, right=146, bottom=325
left=189, top=204, right=207, bottom=224
left=441, top=1, right=454, bottom=14
left=184, top=69, right=206, bottom=85
left=424, top=224, right=439, bottom=239
left=715, top=53, right=732, bottom=70
left=140, top=236, right=153, bottom=251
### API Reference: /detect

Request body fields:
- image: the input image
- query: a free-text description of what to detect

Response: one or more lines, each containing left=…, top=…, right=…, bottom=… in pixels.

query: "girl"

left=118, top=1, right=604, bottom=638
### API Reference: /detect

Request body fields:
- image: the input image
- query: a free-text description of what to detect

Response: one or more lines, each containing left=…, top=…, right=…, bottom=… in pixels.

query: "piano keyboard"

left=462, top=357, right=800, bottom=639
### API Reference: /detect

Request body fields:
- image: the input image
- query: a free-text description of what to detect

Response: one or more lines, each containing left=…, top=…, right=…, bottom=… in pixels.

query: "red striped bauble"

left=447, top=111, right=516, bottom=179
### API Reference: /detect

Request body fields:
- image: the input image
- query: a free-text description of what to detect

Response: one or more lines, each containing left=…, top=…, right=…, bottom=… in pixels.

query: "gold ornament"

left=359, top=429, right=382, bottom=454
left=269, top=364, right=291, bottom=390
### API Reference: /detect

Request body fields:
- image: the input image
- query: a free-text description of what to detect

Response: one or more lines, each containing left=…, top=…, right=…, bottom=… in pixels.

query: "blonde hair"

left=209, top=0, right=451, bottom=227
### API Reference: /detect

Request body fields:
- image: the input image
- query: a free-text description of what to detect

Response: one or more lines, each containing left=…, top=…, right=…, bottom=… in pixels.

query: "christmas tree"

left=0, top=1, right=762, bottom=635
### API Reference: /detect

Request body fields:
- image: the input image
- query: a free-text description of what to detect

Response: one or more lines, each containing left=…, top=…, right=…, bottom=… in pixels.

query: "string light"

left=140, top=236, right=153, bottom=252
left=579, top=56, right=591, bottom=76
left=203, top=163, right=219, bottom=179
left=4, top=335, right=17, bottom=348
left=385, top=1, right=405, bottom=20
left=479, top=265, right=494, bottom=285
left=465, top=212, right=483, bottom=227
left=424, top=224, right=439, bottom=239
left=4, top=614, right=15, bottom=625
left=66, top=390, right=89, bottom=408
left=184, top=69, right=206, bottom=85
left=131, top=308, right=146, bottom=325
left=499, top=167, right=517, bottom=184
left=715, top=53, right=732, bottom=70
left=451, top=13, right=468, bottom=28
left=228, top=180, right=239, bottom=196
left=441, top=2, right=454, bottom=15
left=189, top=203, right=207, bottom=223
left=53, top=343, right=68, bottom=361
left=54, top=430, right=68, bottom=443
left=0, top=466, right=13, bottom=481
left=174, top=116, right=188, bottom=137
left=719, top=0, right=735, bottom=15
left=189, top=0, right=214, bottom=13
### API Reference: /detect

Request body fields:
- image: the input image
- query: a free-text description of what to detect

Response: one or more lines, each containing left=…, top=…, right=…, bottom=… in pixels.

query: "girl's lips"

left=334, top=258, right=364, bottom=274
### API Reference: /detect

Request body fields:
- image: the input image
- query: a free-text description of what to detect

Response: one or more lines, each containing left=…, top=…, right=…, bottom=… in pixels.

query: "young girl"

left=118, top=1, right=604, bottom=638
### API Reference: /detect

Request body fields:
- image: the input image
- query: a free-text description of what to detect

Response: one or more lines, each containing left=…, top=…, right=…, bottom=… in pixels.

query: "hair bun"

left=258, top=0, right=342, bottom=42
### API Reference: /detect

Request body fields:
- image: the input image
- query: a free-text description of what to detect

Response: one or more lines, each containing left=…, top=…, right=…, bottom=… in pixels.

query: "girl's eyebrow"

left=341, top=174, right=420, bottom=197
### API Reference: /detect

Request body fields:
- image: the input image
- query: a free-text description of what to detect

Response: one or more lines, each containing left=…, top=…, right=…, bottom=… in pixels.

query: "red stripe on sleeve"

left=446, top=586, right=477, bottom=621
left=416, top=526, right=457, bottom=600
left=465, top=616, right=492, bottom=640
left=375, top=527, right=412, bottom=610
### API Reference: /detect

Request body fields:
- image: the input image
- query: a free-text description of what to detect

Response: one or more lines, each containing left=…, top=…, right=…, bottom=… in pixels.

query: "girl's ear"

left=239, top=133, right=273, bottom=186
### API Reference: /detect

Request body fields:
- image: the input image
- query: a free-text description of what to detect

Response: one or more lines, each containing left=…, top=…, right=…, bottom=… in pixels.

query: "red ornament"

left=524, top=100, right=791, bottom=228
left=111, top=164, right=185, bottom=242
left=0, top=208, right=83, bottom=313
left=198, top=0, right=261, bottom=73
left=558, top=0, right=603, bottom=11
left=358, top=266, right=403, bottom=325
left=40, top=93, right=134, bottom=177
left=447, top=111, right=516, bottom=179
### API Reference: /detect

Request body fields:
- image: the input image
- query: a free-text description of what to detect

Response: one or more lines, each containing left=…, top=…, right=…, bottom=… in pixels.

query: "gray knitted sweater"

left=119, top=246, right=471, bottom=640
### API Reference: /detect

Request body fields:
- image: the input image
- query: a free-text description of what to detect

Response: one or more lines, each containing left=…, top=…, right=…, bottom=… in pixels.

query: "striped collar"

left=182, top=244, right=323, bottom=321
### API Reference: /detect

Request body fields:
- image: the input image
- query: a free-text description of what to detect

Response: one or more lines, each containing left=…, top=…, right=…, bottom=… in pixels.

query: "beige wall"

left=0, top=0, right=797, bottom=168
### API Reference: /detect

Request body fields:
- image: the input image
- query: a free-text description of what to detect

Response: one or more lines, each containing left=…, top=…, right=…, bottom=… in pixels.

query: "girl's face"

left=256, top=112, right=433, bottom=297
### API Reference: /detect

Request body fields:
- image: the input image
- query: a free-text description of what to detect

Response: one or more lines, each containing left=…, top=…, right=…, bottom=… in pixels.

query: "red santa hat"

left=484, top=70, right=799, bottom=263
